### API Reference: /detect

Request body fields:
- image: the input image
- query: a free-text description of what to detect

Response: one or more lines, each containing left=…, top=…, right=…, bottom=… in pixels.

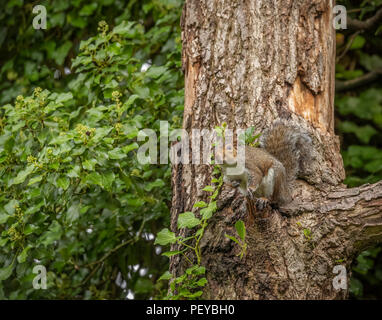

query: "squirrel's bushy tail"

left=260, top=121, right=312, bottom=183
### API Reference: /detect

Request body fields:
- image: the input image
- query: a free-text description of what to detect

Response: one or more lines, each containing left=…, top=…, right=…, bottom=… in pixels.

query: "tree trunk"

left=170, top=0, right=382, bottom=299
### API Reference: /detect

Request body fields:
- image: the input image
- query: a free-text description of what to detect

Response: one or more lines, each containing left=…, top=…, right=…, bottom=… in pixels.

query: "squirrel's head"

left=215, top=144, right=238, bottom=168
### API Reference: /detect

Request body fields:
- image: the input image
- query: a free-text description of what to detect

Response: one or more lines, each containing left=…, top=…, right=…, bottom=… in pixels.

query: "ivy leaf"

left=215, top=126, right=223, bottom=137
left=187, top=291, right=203, bottom=298
left=193, top=201, right=207, bottom=208
left=196, top=277, right=207, bottom=287
left=200, top=203, right=217, bottom=220
left=154, top=228, right=176, bottom=246
left=177, top=212, right=200, bottom=229
left=202, top=185, right=214, bottom=192
left=195, top=266, right=206, bottom=275
left=225, top=234, right=240, bottom=245
left=162, top=250, right=184, bottom=257
left=235, top=220, right=246, bottom=242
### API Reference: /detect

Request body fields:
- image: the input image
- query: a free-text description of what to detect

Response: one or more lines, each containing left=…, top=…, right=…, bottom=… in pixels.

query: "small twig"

left=76, top=263, right=101, bottom=288
left=84, top=219, right=146, bottom=268
left=74, top=220, right=147, bottom=288
left=347, top=7, right=382, bottom=31
left=347, top=9, right=362, bottom=14
left=336, top=68, right=382, bottom=92
left=336, top=31, right=361, bottom=63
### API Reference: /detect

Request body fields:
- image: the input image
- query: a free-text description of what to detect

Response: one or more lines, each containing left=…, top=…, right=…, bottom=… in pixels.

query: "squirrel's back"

left=260, top=122, right=312, bottom=183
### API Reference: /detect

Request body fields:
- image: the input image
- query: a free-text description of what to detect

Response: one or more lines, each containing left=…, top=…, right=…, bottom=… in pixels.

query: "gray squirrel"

left=218, top=122, right=313, bottom=206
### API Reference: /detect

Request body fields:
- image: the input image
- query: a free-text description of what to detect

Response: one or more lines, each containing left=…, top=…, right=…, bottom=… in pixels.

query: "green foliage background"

left=0, top=0, right=183, bottom=299
left=0, top=0, right=381, bottom=299
left=336, top=0, right=382, bottom=299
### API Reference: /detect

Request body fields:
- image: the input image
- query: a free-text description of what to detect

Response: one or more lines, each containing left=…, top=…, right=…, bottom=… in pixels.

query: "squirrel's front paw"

left=255, top=197, right=270, bottom=210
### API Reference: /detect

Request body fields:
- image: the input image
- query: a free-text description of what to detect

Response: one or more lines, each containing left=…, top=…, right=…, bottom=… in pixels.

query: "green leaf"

left=195, top=266, right=206, bottom=275
left=82, top=159, right=97, bottom=171
left=350, top=35, right=366, bottom=50
left=66, top=203, right=80, bottom=223
left=339, top=121, right=377, bottom=144
left=52, top=41, right=72, bottom=66
left=28, top=175, right=43, bottom=186
left=0, top=238, right=8, bottom=247
left=122, top=142, right=139, bottom=153
left=24, top=224, right=39, bottom=235
left=200, top=203, right=217, bottom=220
left=225, top=234, right=240, bottom=245
left=202, top=185, right=214, bottom=192
left=79, top=3, right=98, bottom=16
left=215, top=126, right=223, bottom=137
left=196, top=277, right=207, bottom=287
left=39, top=221, right=63, bottom=247
left=102, top=172, right=115, bottom=190
left=193, top=201, right=207, bottom=208
left=235, top=220, right=246, bottom=242
left=186, top=265, right=198, bottom=275
left=158, top=271, right=172, bottom=281
left=187, top=291, right=203, bottom=298
left=113, top=21, right=141, bottom=38
left=144, top=179, right=165, bottom=192
left=0, top=211, right=10, bottom=224
left=177, top=212, right=201, bottom=229
left=134, top=278, right=153, bottom=294
left=108, top=148, right=126, bottom=160
left=67, top=165, right=81, bottom=178
left=10, top=165, right=34, bottom=185
left=57, top=176, right=70, bottom=190
left=154, top=229, right=176, bottom=246
left=349, top=278, right=363, bottom=297
left=145, top=66, right=167, bottom=79
left=0, top=262, right=14, bottom=281
left=134, top=86, right=150, bottom=99
left=162, top=250, right=184, bottom=257
left=84, top=172, right=103, bottom=186
left=17, top=245, right=32, bottom=263
left=56, top=92, right=73, bottom=104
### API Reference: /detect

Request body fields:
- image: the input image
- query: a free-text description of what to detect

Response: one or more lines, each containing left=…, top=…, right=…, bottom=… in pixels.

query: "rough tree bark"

left=170, top=0, right=382, bottom=299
